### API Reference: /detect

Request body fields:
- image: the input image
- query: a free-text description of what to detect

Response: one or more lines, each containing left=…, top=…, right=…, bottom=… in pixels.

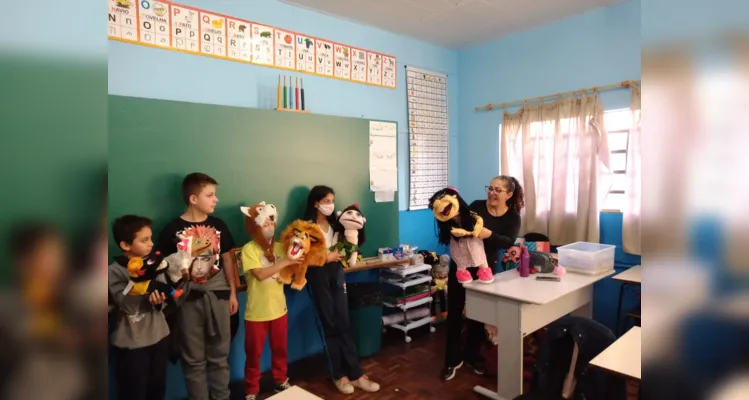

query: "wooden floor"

left=251, top=325, right=494, bottom=400
left=244, top=324, right=639, bottom=400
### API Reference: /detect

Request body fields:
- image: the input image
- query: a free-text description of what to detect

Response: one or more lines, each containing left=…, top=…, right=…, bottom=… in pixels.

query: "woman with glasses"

left=441, top=175, right=525, bottom=381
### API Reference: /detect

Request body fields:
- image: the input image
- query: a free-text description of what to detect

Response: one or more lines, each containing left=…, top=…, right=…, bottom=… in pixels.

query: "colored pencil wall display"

left=287, top=80, right=293, bottom=109
left=283, top=75, right=287, bottom=109
left=295, top=77, right=300, bottom=110
left=277, top=74, right=282, bottom=109
left=300, top=78, right=305, bottom=111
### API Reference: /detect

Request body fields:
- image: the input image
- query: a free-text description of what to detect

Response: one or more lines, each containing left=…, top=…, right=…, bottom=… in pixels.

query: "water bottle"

left=519, top=245, right=530, bottom=277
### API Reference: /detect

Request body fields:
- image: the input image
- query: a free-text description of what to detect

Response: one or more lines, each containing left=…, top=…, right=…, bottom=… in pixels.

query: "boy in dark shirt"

left=156, top=173, right=238, bottom=400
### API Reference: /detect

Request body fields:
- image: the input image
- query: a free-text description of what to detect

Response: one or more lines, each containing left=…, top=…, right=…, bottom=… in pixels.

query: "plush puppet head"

left=240, top=201, right=278, bottom=262
left=336, top=204, right=366, bottom=246
left=127, top=251, right=167, bottom=279
left=430, top=187, right=461, bottom=222
left=280, top=220, right=327, bottom=266
left=429, top=187, right=476, bottom=246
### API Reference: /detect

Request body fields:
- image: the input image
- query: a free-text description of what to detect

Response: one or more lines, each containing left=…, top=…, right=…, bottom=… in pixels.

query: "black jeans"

left=307, top=262, right=364, bottom=381
left=444, top=261, right=486, bottom=368
left=115, top=337, right=169, bottom=400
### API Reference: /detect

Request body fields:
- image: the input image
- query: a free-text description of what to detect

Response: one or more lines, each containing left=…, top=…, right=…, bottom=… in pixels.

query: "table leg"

left=473, top=297, right=522, bottom=400
left=616, top=283, right=628, bottom=336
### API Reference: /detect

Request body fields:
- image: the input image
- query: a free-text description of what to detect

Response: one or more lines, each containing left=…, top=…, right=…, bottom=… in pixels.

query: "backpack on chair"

left=514, top=316, right=626, bottom=400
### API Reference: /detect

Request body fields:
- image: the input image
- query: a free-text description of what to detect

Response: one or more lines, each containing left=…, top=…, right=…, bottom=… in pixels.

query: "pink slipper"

left=477, top=267, right=494, bottom=283
left=456, top=269, right=473, bottom=284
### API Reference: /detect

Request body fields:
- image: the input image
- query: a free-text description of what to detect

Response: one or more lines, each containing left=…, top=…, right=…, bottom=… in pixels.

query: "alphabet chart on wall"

left=406, top=66, right=449, bottom=210
left=107, top=0, right=396, bottom=89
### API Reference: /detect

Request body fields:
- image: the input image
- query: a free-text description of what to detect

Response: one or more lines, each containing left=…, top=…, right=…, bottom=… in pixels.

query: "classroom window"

left=602, top=108, right=633, bottom=212
left=499, top=108, right=633, bottom=213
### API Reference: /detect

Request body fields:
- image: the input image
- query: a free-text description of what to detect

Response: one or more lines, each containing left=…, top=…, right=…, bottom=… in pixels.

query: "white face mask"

left=318, top=203, right=335, bottom=216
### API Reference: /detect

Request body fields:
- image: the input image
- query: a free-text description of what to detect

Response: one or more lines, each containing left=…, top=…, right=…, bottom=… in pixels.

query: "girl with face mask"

left=303, top=186, right=380, bottom=395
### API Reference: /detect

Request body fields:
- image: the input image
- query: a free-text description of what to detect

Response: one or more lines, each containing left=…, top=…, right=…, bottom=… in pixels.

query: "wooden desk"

left=464, top=269, right=614, bottom=400
left=613, top=265, right=641, bottom=335
left=343, top=257, right=409, bottom=274
left=590, top=326, right=641, bottom=379
left=266, top=386, right=323, bottom=399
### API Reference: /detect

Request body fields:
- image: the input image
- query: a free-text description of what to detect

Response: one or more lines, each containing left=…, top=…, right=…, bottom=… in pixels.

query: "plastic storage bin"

left=557, top=242, right=615, bottom=274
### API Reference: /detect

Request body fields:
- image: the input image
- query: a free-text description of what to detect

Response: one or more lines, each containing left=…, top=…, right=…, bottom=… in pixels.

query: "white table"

left=464, top=269, right=614, bottom=400
left=590, top=326, right=641, bottom=379
left=612, top=265, right=641, bottom=335
left=612, top=265, right=641, bottom=284
left=267, top=386, right=323, bottom=399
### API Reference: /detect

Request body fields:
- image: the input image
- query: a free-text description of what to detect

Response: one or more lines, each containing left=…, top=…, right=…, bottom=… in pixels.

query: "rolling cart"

left=380, top=263, right=436, bottom=343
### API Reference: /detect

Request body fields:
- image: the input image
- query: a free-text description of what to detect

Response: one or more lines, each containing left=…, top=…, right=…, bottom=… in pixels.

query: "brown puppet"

left=279, top=220, right=327, bottom=290
left=240, top=201, right=279, bottom=264
left=429, top=187, right=493, bottom=284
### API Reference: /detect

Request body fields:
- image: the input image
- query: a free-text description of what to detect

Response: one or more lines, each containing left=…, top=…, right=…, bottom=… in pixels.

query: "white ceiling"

left=283, top=0, right=627, bottom=49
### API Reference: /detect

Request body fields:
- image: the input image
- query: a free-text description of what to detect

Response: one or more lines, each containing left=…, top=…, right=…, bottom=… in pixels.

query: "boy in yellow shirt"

left=239, top=202, right=302, bottom=400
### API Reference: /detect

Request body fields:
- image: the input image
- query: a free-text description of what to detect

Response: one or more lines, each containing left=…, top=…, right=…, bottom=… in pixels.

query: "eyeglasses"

left=486, top=186, right=508, bottom=194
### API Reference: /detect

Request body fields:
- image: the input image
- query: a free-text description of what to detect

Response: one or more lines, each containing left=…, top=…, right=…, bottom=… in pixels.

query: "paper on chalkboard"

left=375, top=191, right=394, bottom=202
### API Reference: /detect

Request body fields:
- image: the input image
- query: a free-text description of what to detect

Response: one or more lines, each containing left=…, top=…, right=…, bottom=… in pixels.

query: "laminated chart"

left=406, top=66, right=449, bottom=210
left=107, top=0, right=396, bottom=88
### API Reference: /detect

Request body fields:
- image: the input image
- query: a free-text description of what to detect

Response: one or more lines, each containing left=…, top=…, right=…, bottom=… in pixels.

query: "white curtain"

left=501, top=93, right=611, bottom=245
left=622, top=87, right=642, bottom=255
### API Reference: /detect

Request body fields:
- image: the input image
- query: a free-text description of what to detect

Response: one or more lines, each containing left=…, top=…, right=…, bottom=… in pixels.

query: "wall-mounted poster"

left=227, top=18, right=252, bottom=62
left=107, top=0, right=396, bottom=89
left=296, top=35, right=315, bottom=74
left=170, top=4, right=200, bottom=53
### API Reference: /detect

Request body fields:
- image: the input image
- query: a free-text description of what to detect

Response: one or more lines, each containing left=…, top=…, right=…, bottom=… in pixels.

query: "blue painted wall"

left=108, top=0, right=456, bottom=398
left=454, top=0, right=643, bottom=333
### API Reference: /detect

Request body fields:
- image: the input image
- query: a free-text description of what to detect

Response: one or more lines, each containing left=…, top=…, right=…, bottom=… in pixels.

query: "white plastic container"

left=557, top=242, right=615, bottom=275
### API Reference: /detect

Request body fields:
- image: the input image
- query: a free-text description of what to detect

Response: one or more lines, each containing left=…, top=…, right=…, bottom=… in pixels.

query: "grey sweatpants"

left=177, top=297, right=231, bottom=400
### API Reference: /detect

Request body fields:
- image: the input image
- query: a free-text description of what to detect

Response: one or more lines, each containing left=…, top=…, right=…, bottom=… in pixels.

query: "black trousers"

left=307, top=262, right=364, bottom=381
left=444, top=262, right=487, bottom=368
left=114, top=337, right=169, bottom=400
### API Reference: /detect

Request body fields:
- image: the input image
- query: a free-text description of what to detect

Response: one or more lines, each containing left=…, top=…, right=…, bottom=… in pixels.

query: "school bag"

left=515, top=316, right=625, bottom=400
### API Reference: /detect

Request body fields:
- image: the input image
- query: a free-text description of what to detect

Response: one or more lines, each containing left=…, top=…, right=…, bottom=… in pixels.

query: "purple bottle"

left=519, top=245, right=530, bottom=277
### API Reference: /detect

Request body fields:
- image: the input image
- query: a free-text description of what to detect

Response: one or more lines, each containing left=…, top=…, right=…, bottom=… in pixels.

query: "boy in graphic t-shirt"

left=239, top=201, right=301, bottom=400
left=155, top=172, right=238, bottom=400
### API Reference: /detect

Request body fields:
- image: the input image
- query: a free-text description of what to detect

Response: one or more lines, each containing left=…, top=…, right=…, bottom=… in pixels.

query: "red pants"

left=244, top=314, right=288, bottom=395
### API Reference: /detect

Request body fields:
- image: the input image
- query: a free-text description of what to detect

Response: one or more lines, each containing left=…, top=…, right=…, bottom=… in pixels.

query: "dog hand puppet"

left=240, top=201, right=278, bottom=261
left=279, top=220, right=327, bottom=290
left=331, top=204, right=366, bottom=267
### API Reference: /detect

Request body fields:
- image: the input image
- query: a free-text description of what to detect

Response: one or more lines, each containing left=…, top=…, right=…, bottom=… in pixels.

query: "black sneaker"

left=466, top=359, right=486, bottom=375
left=441, top=361, right=463, bottom=381
left=274, top=378, right=292, bottom=392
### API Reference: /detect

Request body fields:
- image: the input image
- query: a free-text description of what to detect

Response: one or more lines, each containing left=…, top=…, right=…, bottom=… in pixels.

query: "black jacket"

left=520, top=316, right=625, bottom=400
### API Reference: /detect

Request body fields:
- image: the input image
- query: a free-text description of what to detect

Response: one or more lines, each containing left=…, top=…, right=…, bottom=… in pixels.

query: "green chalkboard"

left=108, top=95, right=399, bottom=260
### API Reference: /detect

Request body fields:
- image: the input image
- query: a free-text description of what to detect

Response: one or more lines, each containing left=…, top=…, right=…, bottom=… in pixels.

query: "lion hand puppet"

left=279, top=220, right=327, bottom=290
left=332, top=204, right=366, bottom=268
left=428, top=187, right=493, bottom=284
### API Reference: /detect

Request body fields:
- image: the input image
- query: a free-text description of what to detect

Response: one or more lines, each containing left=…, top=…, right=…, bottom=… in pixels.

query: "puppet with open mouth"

left=429, top=187, right=493, bottom=284
left=330, top=204, right=366, bottom=268
left=279, top=220, right=327, bottom=290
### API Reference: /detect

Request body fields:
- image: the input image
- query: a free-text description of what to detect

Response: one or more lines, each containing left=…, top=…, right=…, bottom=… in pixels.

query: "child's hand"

left=283, top=257, right=304, bottom=267
left=326, top=251, right=342, bottom=263
left=149, top=291, right=166, bottom=305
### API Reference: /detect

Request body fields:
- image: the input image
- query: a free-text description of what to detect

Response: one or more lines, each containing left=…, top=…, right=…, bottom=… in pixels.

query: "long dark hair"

left=496, top=175, right=525, bottom=213
left=304, top=185, right=337, bottom=228
left=428, top=187, right=475, bottom=246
